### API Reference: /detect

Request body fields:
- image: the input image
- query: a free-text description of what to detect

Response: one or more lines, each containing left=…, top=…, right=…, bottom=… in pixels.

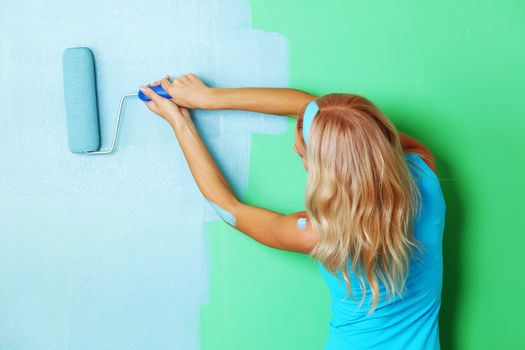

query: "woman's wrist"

left=205, top=88, right=223, bottom=110
left=169, top=111, right=193, bottom=132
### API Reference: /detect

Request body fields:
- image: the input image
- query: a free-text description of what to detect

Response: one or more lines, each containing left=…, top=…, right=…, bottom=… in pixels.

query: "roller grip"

left=138, top=85, right=172, bottom=101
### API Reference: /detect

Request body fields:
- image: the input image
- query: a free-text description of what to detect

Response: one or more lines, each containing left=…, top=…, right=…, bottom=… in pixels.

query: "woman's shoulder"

left=404, top=152, right=438, bottom=180
left=403, top=148, right=436, bottom=172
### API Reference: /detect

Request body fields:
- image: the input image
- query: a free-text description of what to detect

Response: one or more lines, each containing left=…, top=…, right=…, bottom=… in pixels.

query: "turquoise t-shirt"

left=319, top=153, right=446, bottom=350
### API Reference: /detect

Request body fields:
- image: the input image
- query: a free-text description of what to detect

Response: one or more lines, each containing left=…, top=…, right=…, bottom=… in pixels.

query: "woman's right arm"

left=158, top=74, right=316, bottom=118
left=209, top=88, right=317, bottom=118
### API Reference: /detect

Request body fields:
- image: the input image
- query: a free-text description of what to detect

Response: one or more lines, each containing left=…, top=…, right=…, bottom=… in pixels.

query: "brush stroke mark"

left=296, top=217, right=308, bottom=231
left=206, top=199, right=237, bottom=227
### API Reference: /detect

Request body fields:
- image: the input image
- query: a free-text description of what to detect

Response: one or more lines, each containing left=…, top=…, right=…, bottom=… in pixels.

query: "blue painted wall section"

left=0, top=1, right=289, bottom=349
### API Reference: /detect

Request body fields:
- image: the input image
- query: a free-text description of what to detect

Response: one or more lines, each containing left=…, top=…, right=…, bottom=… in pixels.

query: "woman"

left=140, top=74, right=446, bottom=350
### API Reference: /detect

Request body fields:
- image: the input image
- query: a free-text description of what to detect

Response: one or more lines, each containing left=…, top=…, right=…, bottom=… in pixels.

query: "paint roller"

left=63, top=47, right=171, bottom=154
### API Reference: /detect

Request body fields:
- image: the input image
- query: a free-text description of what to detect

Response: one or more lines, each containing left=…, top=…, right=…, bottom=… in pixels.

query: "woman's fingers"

left=144, top=100, right=160, bottom=116
left=152, top=74, right=171, bottom=86
left=144, top=100, right=155, bottom=110
left=144, top=73, right=206, bottom=110
left=160, top=78, right=172, bottom=96
left=140, top=86, right=162, bottom=103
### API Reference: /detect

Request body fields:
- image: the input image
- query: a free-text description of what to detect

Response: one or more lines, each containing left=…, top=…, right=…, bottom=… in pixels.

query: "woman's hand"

left=156, top=73, right=215, bottom=109
left=140, top=81, right=192, bottom=127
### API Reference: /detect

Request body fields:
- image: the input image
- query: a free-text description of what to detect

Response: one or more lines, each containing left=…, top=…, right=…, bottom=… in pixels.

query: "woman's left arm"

left=140, top=81, right=319, bottom=254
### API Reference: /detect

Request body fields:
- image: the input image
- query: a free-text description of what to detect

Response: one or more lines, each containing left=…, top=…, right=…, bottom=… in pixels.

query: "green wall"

left=201, top=1, right=525, bottom=349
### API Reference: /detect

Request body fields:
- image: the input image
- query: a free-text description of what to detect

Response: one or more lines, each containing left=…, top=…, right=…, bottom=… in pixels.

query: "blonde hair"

left=297, top=93, right=422, bottom=315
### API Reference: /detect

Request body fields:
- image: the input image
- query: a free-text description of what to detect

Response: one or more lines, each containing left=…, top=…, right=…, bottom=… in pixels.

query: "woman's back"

left=319, top=153, right=446, bottom=350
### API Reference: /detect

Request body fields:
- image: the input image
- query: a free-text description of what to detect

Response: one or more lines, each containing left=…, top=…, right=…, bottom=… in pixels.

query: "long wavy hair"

left=296, top=93, right=423, bottom=315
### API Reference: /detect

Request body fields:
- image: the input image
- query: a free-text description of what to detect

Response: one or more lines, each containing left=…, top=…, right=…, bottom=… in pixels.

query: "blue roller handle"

left=138, top=85, right=172, bottom=101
